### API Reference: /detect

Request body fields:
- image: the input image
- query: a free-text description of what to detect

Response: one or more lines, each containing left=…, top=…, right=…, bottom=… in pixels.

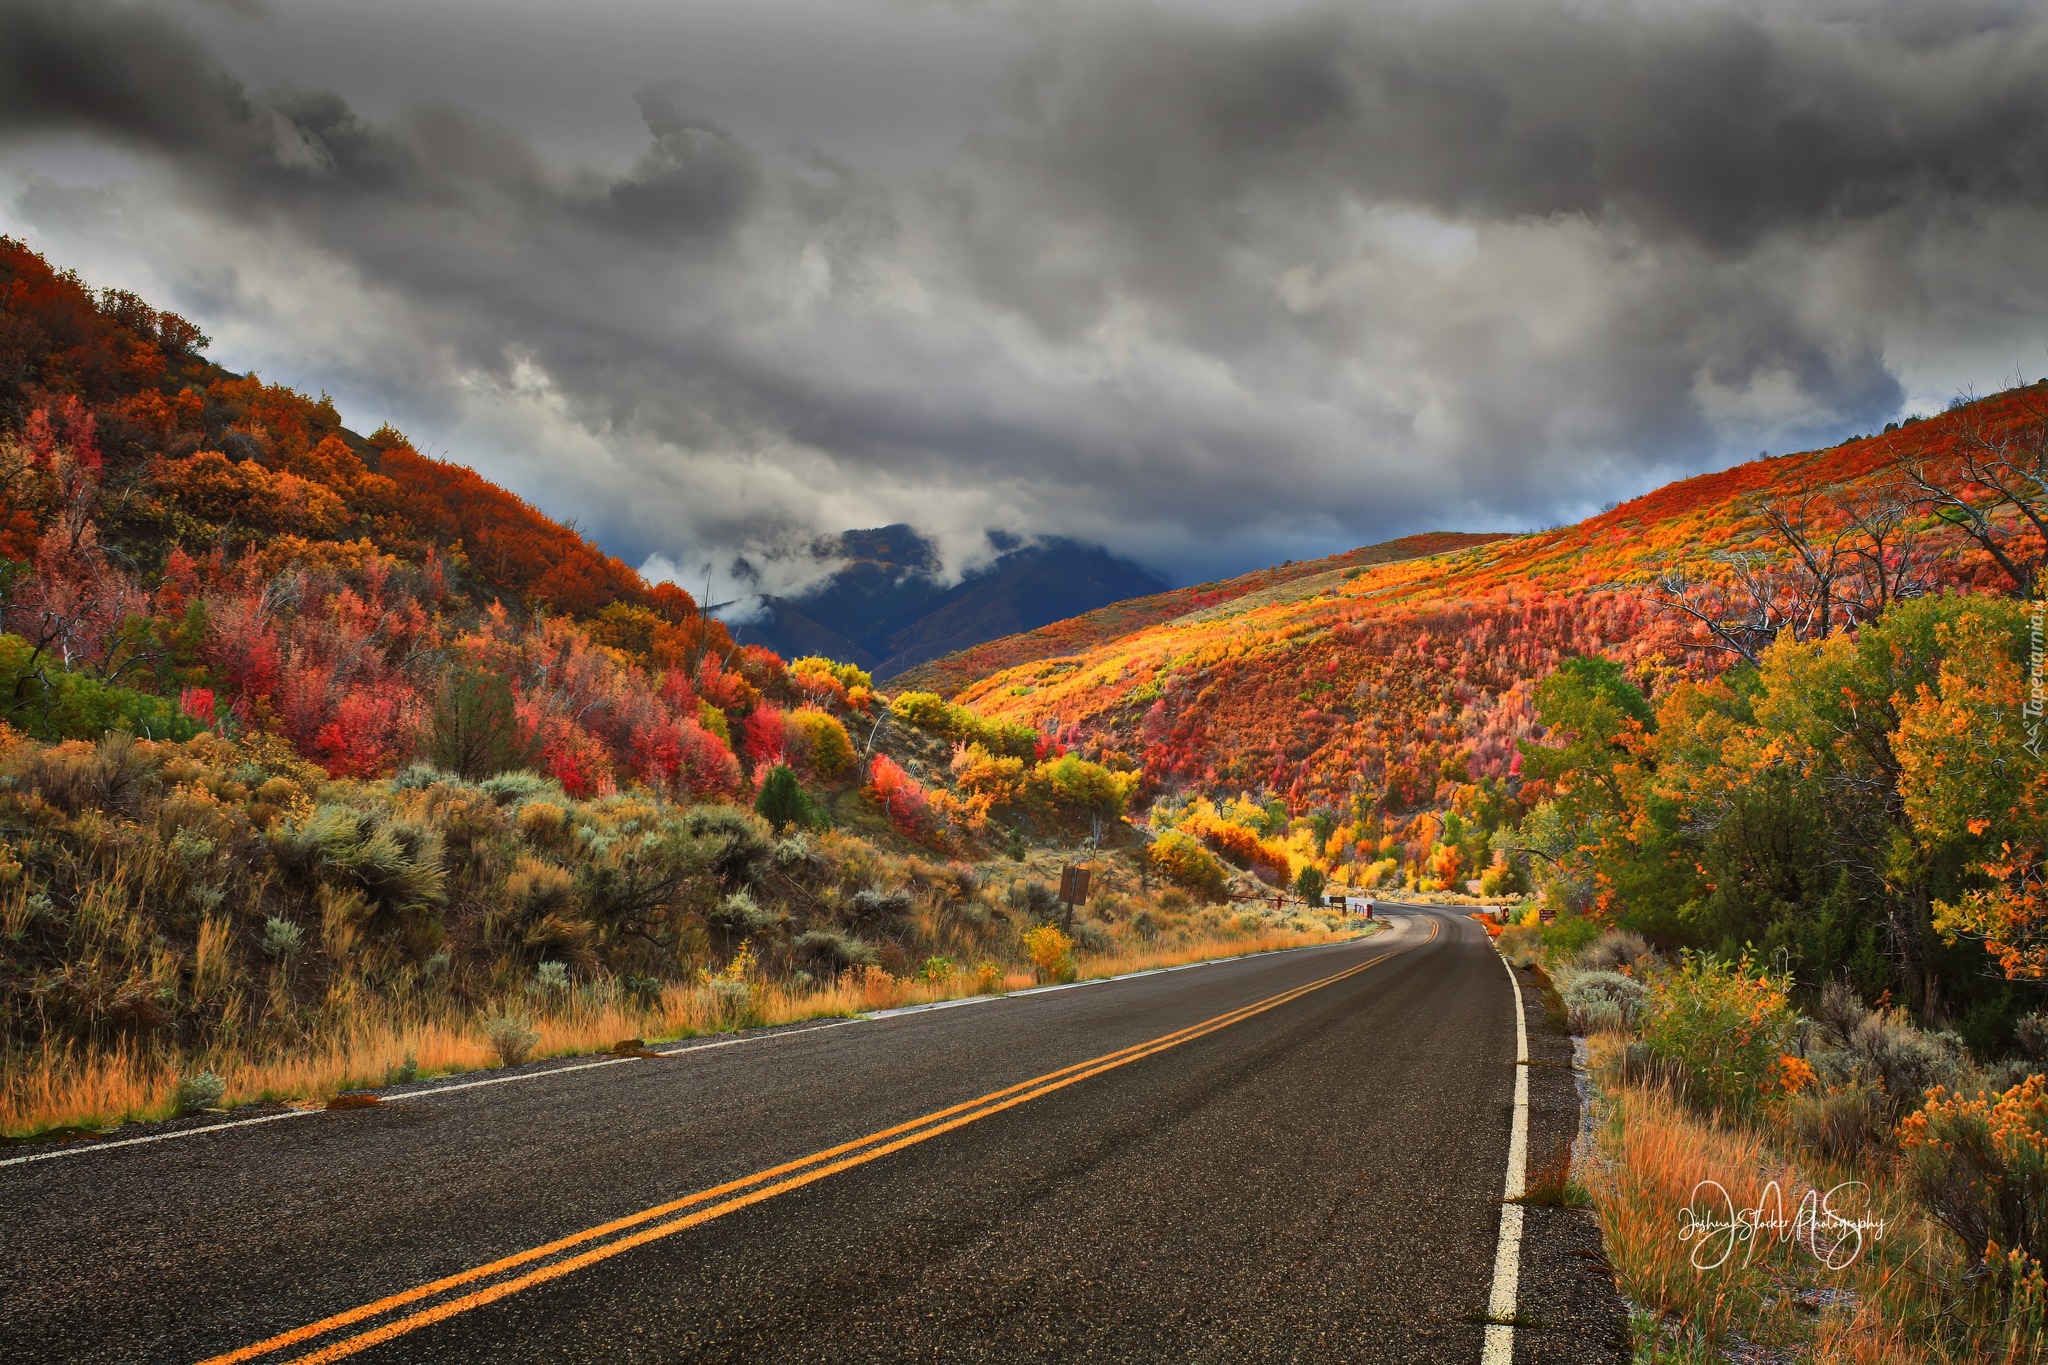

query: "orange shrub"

left=1022, top=922, right=1075, bottom=982
left=1900, top=1074, right=2048, bottom=1280
left=1637, top=953, right=1797, bottom=1116
left=1184, top=813, right=1291, bottom=883
left=787, top=706, right=854, bottom=778
left=1149, top=829, right=1228, bottom=900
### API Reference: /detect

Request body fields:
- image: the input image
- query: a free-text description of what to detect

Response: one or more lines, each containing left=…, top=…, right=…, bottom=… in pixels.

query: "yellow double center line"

left=198, top=931, right=1426, bottom=1365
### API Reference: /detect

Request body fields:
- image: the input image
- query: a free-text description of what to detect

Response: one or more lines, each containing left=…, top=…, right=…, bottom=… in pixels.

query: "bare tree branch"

left=1902, top=398, right=2048, bottom=598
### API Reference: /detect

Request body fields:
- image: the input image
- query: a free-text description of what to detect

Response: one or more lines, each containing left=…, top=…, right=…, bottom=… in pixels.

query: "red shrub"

left=742, top=704, right=788, bottom=770
left=867, top=754, right=930, bottom=834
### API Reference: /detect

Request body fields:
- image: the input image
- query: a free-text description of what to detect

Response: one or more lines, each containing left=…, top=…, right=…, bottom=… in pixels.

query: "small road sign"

left=1057, top=864, right=1092, bottom=930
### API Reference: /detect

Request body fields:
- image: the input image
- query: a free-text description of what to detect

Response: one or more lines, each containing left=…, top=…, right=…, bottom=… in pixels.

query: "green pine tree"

left=755, top=764, right=815, bottom=832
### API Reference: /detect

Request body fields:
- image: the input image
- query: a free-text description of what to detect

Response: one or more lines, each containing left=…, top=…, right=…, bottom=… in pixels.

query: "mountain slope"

left=0, top=237, right=668, bottom=623
left=0, top=235, right=765, bottom=793
left=738, top=527, right=1168, bottom=679
left=893, top=531, right=1504, bottom=697
left=938, top=393, right=2038, bottom=817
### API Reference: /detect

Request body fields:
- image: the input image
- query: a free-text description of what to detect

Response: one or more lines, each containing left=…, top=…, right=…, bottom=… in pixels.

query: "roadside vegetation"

left=1504, top=921, right=2048, bottom=1364
left=0, top=239, right=1353, bottom=1141
left=0, top=726, right=1352, bottom=1138
left=1483, top=581, right=2048, bottom=1361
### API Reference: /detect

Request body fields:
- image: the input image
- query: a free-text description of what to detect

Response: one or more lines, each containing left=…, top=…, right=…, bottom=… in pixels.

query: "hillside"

left=940, top=393, right=2038, bottom=819
left=0, top=232, right=1201, bottom=853
left=0, top=238, right=1344, bottom=1141
left=882, top=387, right=2048, bottom=1055
left=0, top=237, right=766, bottom=785
left=736, top=527, right=1169, bottom=680
left=893, top=531, right=1503, bottom=697
left=0, top=242, right=671, bottom=624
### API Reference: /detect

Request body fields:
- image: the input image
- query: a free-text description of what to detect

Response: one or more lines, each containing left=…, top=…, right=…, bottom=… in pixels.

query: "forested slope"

left=894, top=530, right=1502, bottom=697
left=947, top=396, right=2032, bottom=811
left=0, top=236, right=759, bottom=790
left=920, top=385, right=2048, bottom=1048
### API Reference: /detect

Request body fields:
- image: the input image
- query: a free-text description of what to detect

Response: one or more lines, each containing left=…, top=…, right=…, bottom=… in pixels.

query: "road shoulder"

left=1506, top=957, right=1631, bottom=1363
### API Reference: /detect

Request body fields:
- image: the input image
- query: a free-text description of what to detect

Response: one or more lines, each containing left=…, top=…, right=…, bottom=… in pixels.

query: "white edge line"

left=863, top=993, right=1008, bottom=1019
left=381, top=1055, right=640, bottom=1101
left=0, top=1021, right=873, bottom=1172
left=865, top=925, right=1389, bottom=1020
left=653, top=1018, right=866, bottom=1057
left=1, top=924, right=1413, bottom=1171
left=1482, top=938, right=1532, bottom=1365
left=0, top=1107, right=315, bottom=1170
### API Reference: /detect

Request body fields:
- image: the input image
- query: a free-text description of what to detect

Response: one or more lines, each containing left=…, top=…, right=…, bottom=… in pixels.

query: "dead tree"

left=1655, top=552, right=1801, bottom=667
left=1653, top=479, right=1935, bottom=665
left=1903, top=403, right=2048, bottom=598
left=1834, top=481, right=1942, bottom=621
left=1748, top=486, right=1867, bottom=641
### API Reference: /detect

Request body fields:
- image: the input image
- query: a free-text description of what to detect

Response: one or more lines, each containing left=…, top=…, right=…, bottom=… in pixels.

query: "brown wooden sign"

left=1059, top=864, right=1092, bottom=906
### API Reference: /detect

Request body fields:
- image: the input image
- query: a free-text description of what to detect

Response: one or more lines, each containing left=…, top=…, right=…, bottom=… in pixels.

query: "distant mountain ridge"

left=734, top=526, right=1170, bottom=680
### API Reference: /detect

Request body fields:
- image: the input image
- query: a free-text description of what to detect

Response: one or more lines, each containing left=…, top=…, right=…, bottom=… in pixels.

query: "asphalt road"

left=1, top=906, right=1626, bottom=1363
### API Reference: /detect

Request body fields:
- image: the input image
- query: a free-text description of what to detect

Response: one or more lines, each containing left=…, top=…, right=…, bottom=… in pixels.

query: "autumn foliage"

left=0, top=236, right=694, bottom=625
left=0, top=237, right=852, bottom=807
left=866, top=753, right=931, bottom=835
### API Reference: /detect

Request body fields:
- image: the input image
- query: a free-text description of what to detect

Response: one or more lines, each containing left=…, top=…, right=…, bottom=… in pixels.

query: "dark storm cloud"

left=602, top=89, right=760, bottom=244
left=0, top=0, right=249, bottom=155
left=946, top=1, right=2048, bottom=339
left=1, top=0, right=2045, bottom=586
left=0, top=2, right=761, bottom=236
left=986, top=2, right=2048, bottom=251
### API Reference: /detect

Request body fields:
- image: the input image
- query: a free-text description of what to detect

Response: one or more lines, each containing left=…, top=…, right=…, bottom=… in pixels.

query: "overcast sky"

left=3, top=0, right=2046, bottom=592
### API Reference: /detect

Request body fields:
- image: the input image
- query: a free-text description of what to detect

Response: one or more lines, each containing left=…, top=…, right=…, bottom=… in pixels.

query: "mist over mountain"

left=733, top=526, right=1168, bottom=680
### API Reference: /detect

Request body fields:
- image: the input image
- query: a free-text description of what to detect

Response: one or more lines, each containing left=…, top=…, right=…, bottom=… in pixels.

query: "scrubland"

left=0, top=728, right=1347, bottom=1139
left=1504, top=921, right=2047, bottom=1364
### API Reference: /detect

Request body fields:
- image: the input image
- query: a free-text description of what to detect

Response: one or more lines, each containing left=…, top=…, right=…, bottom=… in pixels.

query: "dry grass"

left=0, top=728, right=1368, bottom=1144
left=1583, top=1035, right=2030, bottom=1365
left=1, top=922, right=1356, bottom=1139
left=1588, top=1071, right=1811, bottom=1345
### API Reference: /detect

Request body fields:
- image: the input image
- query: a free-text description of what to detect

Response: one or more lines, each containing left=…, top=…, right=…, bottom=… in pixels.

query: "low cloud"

left=3, top=0, right=2045, bottom=584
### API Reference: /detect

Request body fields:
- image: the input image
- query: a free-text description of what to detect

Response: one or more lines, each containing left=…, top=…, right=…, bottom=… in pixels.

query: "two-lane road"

left=2, top=906, right=1619, bottom=1362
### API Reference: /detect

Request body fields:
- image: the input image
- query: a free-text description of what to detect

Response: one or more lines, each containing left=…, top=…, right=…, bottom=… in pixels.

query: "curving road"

left=0, top=906, right=1626, bottom=1363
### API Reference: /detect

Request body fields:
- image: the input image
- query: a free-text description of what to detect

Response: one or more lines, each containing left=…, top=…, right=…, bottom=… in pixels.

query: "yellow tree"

left=1893, top=598, right=2048, bottom=977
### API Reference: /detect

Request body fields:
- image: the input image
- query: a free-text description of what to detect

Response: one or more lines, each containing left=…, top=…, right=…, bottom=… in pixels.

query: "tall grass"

left=0, top=729, right=1361, bottom=1142
left=1575, top=986, right=2045, bottom=1364
left=2, top=922, right=1352, bottom=1138
left=1586, top=1058, right=2017, bottom=1365
left=1589, top=1068, right=1830, bottom=1347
